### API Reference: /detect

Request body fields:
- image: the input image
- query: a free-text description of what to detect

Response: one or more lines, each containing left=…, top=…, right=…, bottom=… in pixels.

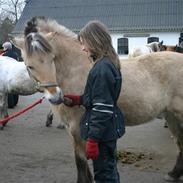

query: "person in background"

left=2, top=41, right=19, bottom=108
left=0, top=48, right=6, bottom=55
left=2, top=41, right=19, bottom=60
left=64, top=20, right=125, bottom=183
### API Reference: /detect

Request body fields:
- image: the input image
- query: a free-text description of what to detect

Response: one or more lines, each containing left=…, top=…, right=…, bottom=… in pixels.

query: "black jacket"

left=80, top=57, right=125, bottom=142
left=3, top=50, right=19, bottom=60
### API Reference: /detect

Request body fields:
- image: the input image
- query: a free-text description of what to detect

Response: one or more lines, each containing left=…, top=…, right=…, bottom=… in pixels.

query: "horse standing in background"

left=162, top=44, right=183, bottom=53
left=129, top=41, right=165, bottom=58
left=0, top=56, right=55, bottom=129
left=0, top=56, right=37, bottom=129
left=12, top=17, right=183, bottom=182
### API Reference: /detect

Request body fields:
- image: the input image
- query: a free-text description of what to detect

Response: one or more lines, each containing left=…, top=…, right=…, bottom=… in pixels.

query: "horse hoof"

left=46, top=121, right=52, bottom=127
left=164, top=174, right=179, bottom=182
left=57, top=124, right=65, bottom=129
left=0, top=126, right=4, bottom=130
left=164, top=123, right=168, bottom=128
left=2, top=121, right=8, bottom=127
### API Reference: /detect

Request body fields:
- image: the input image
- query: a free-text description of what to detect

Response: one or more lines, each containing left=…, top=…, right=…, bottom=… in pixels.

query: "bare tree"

left=0, top=17, right=14, bottom=44
left=0, top=0, right=26, bottom=45
left=0, top=0, right=25, bottom=23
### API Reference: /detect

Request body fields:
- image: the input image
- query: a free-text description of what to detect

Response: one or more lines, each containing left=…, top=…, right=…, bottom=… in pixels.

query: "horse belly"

left=118, top=71, right=169, bottom=126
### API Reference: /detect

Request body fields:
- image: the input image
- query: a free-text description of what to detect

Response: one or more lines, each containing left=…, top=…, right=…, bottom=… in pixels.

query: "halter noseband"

left=36, top=82, right=58, bottom=88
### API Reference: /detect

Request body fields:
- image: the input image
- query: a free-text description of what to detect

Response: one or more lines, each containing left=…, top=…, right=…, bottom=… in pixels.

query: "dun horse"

left=13, top=17, right=183, bottom=182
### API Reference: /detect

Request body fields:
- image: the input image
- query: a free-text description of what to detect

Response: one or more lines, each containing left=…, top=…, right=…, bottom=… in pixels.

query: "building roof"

left=13, top=0, right=183, bottom=35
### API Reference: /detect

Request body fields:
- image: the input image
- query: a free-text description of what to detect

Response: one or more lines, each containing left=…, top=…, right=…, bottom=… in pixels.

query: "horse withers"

left=13, top=17, right=183, bottom=182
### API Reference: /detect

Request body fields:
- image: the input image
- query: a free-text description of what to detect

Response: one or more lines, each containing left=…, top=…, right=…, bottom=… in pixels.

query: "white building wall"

left=111, top=32, right=180, bottom=59
left=150, top=32, right=180, bottom=45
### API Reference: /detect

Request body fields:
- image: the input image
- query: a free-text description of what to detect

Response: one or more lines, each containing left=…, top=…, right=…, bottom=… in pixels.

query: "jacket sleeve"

left=88, top=63, right=116, bottom=141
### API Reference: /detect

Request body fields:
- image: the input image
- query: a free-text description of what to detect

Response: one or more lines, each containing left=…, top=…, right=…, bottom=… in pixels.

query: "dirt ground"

left=0, top=93, right=182, bottom=183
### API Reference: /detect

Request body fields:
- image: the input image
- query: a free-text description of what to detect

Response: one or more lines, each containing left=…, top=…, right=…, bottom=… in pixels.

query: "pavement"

left=0, top=93, right=182, bottom=183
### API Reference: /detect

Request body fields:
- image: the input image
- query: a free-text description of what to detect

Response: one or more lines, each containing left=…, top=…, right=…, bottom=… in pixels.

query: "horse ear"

left=11, top=37, right=24, bottom=50
left=45, top=32, right=57, bottom=40
left=160, top=40, right=163, bottom=45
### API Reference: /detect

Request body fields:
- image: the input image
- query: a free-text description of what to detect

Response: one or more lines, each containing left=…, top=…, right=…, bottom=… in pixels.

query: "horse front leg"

left=45, top=109, right=66, bottom=128
left=45, top=109, right=53, bottom=127
left=70, top=127, right=93, bottom=183
left=164, top=111, right=183, bottom=181
left=0, top=93, right=9, bottom=130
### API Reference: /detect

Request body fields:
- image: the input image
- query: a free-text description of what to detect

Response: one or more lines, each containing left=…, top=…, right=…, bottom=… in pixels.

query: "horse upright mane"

left=24, top=16, right=77, bottom=39
left=24, top=16, right=78, bottom=56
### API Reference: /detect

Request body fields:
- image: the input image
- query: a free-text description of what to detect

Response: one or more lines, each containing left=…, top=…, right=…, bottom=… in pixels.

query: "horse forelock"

left=24, top=16, right=45, bottom=36
left=25, top=32, right=52, bottom=56
left=26, top=17, right=77, bottom=40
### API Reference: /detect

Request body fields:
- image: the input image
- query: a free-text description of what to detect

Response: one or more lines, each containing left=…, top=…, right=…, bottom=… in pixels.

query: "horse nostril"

left=48, top=97, right=63, bottom=105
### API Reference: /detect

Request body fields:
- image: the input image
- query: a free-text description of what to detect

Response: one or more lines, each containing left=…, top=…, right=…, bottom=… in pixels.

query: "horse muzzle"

left=44, top=87, right=64, bottom=105
left=49, top=96, right=64, bottom=105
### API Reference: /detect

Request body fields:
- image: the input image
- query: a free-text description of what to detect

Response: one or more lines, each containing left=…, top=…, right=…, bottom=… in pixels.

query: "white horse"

left=0, top=56, right=38, bottom=129
left=129, top=41, right=164, bottom=58
left=0, top=56, right=59, bottom=129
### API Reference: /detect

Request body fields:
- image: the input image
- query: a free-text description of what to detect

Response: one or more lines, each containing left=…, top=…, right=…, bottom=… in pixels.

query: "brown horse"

left=162, top=45, right=183, bottom=53
left=13, top=17, right=183, bottom=182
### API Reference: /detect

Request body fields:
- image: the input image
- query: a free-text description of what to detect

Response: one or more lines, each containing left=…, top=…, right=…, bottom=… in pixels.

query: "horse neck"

left=54, top=38, right=91, bottom=94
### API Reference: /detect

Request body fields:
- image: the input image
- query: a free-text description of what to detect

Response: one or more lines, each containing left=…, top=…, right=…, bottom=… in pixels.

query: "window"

left=118, top=38, right=128, bottom=55
left=147, top=37, right=159, bottom=43
left=179, top=37, right=183, bottom=45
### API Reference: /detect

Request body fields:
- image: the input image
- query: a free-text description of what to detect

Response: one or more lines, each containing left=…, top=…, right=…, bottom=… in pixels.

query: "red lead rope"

left=0, top=96, right=45, bottom=125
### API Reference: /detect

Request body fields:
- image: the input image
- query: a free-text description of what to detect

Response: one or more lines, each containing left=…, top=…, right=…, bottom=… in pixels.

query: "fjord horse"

left=13, top=17, right=183, bottom=182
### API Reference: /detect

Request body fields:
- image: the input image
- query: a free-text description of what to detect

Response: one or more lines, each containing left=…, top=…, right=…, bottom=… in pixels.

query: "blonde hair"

left=78, top=20, right=120, bottom=69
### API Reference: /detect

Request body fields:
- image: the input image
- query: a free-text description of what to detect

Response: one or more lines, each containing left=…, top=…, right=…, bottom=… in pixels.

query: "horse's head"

left=147, top=41, right=164, bottom=52
left=12, top=17, right=90, bottom=105
left=158, top=40, right=167, bottom=51
left=12, top=31, right=64, bottom=105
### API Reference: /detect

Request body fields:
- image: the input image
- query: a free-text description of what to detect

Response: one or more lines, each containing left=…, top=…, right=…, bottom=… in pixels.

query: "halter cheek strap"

left=26, top=66, right=58, bottom=89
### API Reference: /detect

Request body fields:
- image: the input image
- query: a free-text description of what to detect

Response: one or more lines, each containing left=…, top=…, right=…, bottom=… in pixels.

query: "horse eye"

left=27, top=66, right=34, bottom=70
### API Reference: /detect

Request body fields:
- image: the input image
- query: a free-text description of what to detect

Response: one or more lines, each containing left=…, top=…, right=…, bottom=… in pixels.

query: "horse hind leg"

left=0, top=93, right=9, bottom=130
left=164, top=110, right=183, bottom=181
left=165, top=151, right=183, bottom=182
